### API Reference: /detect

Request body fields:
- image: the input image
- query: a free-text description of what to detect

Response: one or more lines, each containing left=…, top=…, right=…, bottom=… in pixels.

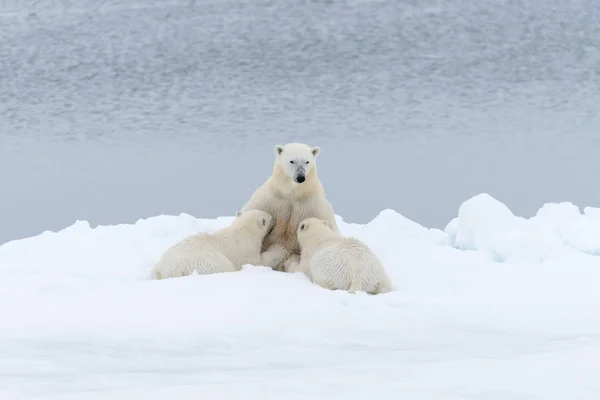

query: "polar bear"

left=287, top=217, right=393, bottom=295
left=150, top=210, right=286, bottom=280
left=239, top=142, right=339, bottom=271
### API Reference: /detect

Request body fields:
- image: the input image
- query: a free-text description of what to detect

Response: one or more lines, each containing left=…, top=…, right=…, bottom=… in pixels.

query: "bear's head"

left=235, top=209, right=275, bottom=237
left=296, top=217, right=334, bottom=246
left=274, top=142, right=320, bottom=184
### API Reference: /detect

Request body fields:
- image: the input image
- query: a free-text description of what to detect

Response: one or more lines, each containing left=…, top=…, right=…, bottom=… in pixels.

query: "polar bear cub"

left=288, top=217, right=393, bottom=294
left=239, top=142, right=339, bottom=272
left=151, top=210, right=286, bottom=280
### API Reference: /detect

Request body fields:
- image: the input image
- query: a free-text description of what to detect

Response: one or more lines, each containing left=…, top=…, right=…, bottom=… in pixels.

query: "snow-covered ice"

left=1, top=193, right=599, bottom=399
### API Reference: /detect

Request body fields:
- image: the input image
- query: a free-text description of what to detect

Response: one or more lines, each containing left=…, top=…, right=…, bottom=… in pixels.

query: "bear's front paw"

left=283, top=254, right=301, bottom=273
left=261, top=244, right=288, bottom=269
left=267, top=244, right=287, bottom=260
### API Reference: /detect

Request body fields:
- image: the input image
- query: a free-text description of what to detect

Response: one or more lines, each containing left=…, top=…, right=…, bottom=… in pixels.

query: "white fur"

left=287, top=217, right=393, bottom=295
left=151, top=210, right=286, bottom=280
left=239, top=143, right=339, bottom=271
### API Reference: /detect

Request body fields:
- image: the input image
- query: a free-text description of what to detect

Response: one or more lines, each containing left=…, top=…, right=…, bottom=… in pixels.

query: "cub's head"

left=274, top=142, right=320, bottom=184
left=297, top=217, right=333, bottom=244
left=235, top=209, right=274, bottom=237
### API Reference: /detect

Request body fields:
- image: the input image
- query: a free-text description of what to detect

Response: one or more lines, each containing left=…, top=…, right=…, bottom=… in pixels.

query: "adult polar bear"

left=239, top=142, right=339, bottom=272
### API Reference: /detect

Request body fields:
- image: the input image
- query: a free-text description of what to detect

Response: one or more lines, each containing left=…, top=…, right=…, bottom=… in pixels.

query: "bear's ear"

left=275, top=145, right=284, bottom=156
left=311, top=146, right=320, bottom=157
left=299, top=222, right=306, bottom=232
left=236, top=210, right=242, bottom=217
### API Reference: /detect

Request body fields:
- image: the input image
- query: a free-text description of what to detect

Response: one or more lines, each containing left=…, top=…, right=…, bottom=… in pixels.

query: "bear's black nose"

left=296, top=175, right=306, bottom=183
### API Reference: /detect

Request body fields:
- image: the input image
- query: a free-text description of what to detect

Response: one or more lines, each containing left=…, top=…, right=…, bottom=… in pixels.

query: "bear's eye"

left=289, top=160, right=294, bottom=164
left=299, top=223, right=305, bottom=231
left=305, top=161, right=309, bottom=164
left=261, top=217, right=266, bottom=226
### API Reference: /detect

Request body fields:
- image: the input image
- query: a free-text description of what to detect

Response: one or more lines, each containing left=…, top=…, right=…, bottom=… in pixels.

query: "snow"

left=1, top=193, right=599, bottom=399
left=446, top=193, right=600, bottom=262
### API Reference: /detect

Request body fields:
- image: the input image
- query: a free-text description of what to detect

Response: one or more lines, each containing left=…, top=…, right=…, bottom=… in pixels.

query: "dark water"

left=1, top=0, right=599, bottom=244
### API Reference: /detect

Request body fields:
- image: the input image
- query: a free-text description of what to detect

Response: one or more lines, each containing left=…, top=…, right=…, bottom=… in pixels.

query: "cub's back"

left=318, top=238, right=379, bottom=266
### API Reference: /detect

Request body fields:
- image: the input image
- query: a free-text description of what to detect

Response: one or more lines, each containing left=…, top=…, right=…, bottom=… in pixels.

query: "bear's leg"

left=180, top=251, right=237, bottom=276
left=259, top=244, right=288, bottom=270
left=375, top=276, right=393, bottom=294
left=283, top=254, right=302, bottom=273
left=347, top=280, right=363, bottom=294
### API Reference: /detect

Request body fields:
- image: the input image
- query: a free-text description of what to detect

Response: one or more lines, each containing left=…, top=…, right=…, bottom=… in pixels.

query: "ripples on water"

left=1, top=0, right=599, bottom=243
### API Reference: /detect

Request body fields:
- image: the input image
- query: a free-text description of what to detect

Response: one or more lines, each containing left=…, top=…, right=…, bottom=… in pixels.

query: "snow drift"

left=0, top=193, right=599, bottom=400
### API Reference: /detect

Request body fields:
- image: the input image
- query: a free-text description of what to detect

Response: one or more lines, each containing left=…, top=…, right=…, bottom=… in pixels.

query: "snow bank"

left=445, top=193, right=600, bottom=262
left=0, top=193, right=599, bottom=400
